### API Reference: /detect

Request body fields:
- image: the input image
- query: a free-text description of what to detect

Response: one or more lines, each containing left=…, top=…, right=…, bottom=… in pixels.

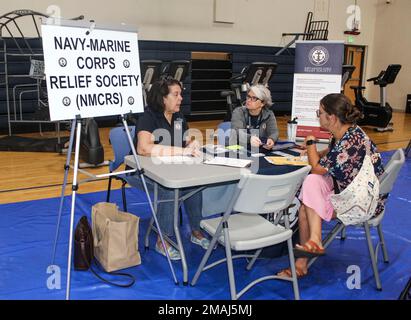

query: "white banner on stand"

left=42, top=23, right=144, bottom=121
left=291, top=40, right=344, bottom=140
left=44, top=21, right=179, bottom=300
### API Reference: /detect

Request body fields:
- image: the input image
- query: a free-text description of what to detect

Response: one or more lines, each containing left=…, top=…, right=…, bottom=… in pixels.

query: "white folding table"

left=124, top=155, right=248, bottom=284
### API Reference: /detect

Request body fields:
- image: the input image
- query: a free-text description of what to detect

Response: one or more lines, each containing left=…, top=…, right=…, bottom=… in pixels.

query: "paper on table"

left=251, top=153, right=265, bottom=157
left=264, top=156, right=308, bottom=166
left=271, top=142, right=296, bottom=151
left=203, top=144, right=227, bottom=154
left=226, top=145, right=243, bottom=151
left=271, top=151, right=292, bottom=157
left=153, top=156, right=202, bottom=164
left=204, top=157, right=251, bottom=168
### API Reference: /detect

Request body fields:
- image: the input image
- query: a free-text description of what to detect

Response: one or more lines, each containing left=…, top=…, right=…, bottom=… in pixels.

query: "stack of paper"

left=204, top=157, right=251, bottom=168
left=264, top=156, right=308, bottom=166
left=203, top=144, right=227, bottom=154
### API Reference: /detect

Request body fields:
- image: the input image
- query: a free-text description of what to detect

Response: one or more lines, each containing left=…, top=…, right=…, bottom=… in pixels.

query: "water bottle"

left=287, top=117, right=298, bottom=142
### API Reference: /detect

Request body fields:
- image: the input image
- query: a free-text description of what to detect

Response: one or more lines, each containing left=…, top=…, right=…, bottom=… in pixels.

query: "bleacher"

left=0, top=38, right=295, bottom=133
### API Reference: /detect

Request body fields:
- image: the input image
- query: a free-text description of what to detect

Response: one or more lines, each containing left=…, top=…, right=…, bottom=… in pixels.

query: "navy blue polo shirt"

left=136, top=107, right=189, bottom=148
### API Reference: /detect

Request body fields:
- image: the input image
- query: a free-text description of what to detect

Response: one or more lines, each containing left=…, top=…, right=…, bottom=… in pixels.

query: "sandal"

left=277, top=266, right=308, bottom=279
left=190, top=235, right=211, bottom=250
left=293, top=240, right=325, bottom=258
left=155, top=242, right=181, bottom=260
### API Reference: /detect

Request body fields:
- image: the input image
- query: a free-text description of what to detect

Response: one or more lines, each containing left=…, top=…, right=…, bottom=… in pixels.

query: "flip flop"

left=293, top=240, right=325, bottom=258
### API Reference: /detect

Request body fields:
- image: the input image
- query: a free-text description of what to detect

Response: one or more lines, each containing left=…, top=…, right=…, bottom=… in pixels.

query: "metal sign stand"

left=44, top=20, right=178, bottom=300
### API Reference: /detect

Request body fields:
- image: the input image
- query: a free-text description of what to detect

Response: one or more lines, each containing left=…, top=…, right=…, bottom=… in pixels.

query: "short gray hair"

left=248, top=84, right=273, bottom=107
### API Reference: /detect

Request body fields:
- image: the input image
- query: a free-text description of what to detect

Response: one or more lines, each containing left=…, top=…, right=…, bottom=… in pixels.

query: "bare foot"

left=191, top=230, right=205, bottom=240
left=277, top=258, right=308, bottom=278
left=277, top=267, right=308, bottom=278
left=157, top=237, right=172, bottom=249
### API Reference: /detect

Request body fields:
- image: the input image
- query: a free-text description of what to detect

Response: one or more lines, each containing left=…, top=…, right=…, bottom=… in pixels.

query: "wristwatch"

left=306, top=139, right=316, bottom=146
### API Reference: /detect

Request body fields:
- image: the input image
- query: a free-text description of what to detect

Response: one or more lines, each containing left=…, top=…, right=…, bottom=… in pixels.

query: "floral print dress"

left=319, top=126, right=386, bottom=216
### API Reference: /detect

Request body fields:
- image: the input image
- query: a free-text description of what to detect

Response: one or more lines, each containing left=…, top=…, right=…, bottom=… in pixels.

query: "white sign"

left=291, top=41, right=344, bottom=140
left=292, top=73, right=342, bottom=127
left=42, top=24, right=144, bottom=121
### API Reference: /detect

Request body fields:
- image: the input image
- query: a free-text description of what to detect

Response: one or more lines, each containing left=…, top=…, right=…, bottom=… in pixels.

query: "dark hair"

left=320, top=93, right=362, bottom=124
left=147, top=78, right=183, bottom=112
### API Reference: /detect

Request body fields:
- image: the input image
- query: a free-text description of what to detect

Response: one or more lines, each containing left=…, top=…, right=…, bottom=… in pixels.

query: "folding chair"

left=106, top=126, right=183, bottom=250
left=191, top=165, right=311, bottom=300
left=405, top=138, right=411, bottom=157
left=106, top=126, right=136, bottom=211
left=216, top=121, right=231, bottom=146
left=308, top=148, right=406, bottom=290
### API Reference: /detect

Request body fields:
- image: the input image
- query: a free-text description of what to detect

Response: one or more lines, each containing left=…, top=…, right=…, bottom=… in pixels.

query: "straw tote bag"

left=74, top=215, right=135, bottom=287
left=330, top=141, right=380, bottom=226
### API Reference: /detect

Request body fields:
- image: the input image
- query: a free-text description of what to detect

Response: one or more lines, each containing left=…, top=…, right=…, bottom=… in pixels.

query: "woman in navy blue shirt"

left=134, top=78, right=210, bottom=260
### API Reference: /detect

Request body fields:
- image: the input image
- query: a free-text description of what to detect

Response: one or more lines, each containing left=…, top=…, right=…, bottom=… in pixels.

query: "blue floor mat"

left=1, top=151, right=410, bottom=300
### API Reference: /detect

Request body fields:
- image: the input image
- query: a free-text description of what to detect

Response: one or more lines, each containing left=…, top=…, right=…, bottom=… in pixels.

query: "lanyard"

left=245, top=110, right=263, bottom=134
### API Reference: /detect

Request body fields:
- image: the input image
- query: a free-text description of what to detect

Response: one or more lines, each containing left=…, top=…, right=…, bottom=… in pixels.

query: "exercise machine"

left=161, top=60, right=190, bottom=83
left=141, top=59, right=162, bottom=105
left=351, top=64, right=402, bottom=132
left=341, top=64, right=355, bottom=93
left=132, top=59, right=190, bottom=122
left=140, top=59, right=190, bottom=105
left=221, top=62, right=277, bottom=120
left=79, top=60, right=191, bottom=167
left=0, top=9, right=83, bottom=145
left=79, top=117, right=105, bottom=167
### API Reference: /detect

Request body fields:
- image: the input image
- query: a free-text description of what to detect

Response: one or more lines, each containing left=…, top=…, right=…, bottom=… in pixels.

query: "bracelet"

left=306, top=139, right=316, bottom=146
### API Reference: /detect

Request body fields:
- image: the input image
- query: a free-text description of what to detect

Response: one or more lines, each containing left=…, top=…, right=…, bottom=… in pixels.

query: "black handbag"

left=74, top=216, right=136, bottom=287
left=74, top=216, right=94, bottom=270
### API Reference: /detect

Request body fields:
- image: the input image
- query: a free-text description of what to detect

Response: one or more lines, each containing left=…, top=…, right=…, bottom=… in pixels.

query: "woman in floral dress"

left=278, top=93, right=385, bottom=278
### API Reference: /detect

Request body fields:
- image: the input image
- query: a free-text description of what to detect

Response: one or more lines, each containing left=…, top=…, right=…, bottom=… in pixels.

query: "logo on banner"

left=309, top=46, right=329, bottom=66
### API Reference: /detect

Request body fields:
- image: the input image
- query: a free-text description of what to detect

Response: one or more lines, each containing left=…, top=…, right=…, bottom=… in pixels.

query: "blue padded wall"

left=0, top=38, right=295, bottom=132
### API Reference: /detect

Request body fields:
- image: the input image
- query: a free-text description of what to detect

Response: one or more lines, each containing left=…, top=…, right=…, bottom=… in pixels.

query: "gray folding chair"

left=308, top=148, right=406, bottom=290
left=405, top=138, right=411, bottom=157
left=191, top=165, right=311, bottom=300
left=216, top=121, right=231, bottom=146
left=106, top=126, right=136, bottom=211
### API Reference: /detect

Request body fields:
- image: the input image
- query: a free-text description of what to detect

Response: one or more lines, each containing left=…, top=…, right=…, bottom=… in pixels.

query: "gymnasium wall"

left=2, top=0, right=407, bottom=111
left=1, top=1, right=377, bottom=47
left=368, top=0, right=411, bottom=111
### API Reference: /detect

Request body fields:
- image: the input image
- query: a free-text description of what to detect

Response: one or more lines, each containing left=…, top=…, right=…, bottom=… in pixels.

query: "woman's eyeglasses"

left=316, top=109, right=326, bottom=117
left=246, top=95, right=260, bottom=102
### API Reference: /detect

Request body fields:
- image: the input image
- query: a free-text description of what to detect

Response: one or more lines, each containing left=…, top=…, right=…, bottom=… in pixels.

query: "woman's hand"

left=299, top=148, right=308, bottom=156
left=250, top=135, right=262, bottom=147
left=187, top=139, right=200, bottom=150
left=303, top=135, right=317, bottom=148
left=183, top=140, right=201, bottom=157
left=304, top=135, right=316, bottom=143
left=262, top=138, right=275, bottom=150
